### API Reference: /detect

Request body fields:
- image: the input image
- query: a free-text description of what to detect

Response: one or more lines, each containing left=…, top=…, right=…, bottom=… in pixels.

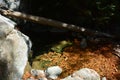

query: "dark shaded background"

left=17, top=0, right=120, bottom=55
left=19, top=0, right=120, bottom=35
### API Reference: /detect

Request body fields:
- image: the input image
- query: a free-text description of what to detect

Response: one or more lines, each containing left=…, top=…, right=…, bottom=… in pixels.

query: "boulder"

left=0, top=14, right=32, bottom=80
left=61, top=68, right=100, bottom=80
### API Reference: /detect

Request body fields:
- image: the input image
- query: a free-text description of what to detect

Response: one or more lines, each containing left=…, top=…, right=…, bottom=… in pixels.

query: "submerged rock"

left=45, top=66, right=62, bottom=79
left=24, top=66, right=102, bottom=80
left=114, top=45, right=120, bottom=57
left=61, top=68, right=100, bottom=80
left=31, top=69, right=46, bottom=78
left=24, top=66, right=62, bottom=80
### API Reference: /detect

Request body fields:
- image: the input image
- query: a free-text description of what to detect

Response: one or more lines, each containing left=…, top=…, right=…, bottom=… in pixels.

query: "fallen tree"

left=0, top=9, right=119, bottom=40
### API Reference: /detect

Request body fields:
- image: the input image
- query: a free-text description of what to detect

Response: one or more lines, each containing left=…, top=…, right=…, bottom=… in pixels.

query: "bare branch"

left=0, top=9, right=116, bottom=39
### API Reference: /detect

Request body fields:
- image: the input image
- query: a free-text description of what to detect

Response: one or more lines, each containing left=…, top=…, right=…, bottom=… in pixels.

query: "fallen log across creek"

left=0, top=9, right=119, bottom=40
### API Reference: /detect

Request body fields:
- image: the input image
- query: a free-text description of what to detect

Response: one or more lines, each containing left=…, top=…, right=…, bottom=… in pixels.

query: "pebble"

left=31, top=69, right=38, bottom=76
left=45, top=66, right=62, bottom=79
left=102, top=77, right=107, bottom=80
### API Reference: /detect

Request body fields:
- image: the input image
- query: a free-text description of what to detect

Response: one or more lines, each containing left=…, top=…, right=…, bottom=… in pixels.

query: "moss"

left=51, top=40, right=73, bottom=53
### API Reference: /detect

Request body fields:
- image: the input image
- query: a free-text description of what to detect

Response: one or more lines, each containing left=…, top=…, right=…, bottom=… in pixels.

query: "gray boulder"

left=61, top=68, right=100, bottom=80
left=0, top=14, right=32, bottom=80
left=0, top=0, right=20, bottom=10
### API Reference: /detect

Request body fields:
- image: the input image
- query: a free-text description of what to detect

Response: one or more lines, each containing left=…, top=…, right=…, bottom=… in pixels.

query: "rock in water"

left=30, top=69, right=47, bottom=80
left=0, top=15, right=32, bottom=80
left=0, top=0, right=20, bottom=10
left=45, top=66, right=62, bottom=79
left=62, top=68, right=100, bottom=80
left=114, top=45, right=120, bottom=57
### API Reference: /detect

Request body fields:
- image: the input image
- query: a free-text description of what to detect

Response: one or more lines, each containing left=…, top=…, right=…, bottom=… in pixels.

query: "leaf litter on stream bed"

left=23, top=39, right=120, bottom=80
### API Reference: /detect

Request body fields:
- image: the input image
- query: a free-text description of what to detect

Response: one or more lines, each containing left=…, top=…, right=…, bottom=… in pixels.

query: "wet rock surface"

left=23, top=66, right=101, bottom=80
left=23, top=66, right=62, bottom=80
left=0, top=15, right=31, bottom=80
left=61, top=68, right=100, bottom=80
left=23, top=39, right=120, bottom=80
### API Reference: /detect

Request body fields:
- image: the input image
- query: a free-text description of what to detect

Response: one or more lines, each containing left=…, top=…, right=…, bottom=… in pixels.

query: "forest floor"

left=23, top=38, right=120, bottom=80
